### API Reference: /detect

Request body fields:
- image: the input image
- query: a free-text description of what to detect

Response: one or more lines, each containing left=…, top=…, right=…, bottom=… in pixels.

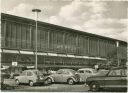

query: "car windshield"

left=68, top=69, right=76, bottom=74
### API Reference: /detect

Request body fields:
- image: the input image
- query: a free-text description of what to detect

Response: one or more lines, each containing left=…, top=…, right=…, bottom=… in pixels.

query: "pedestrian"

left=94, top=64, right=99, bottom=72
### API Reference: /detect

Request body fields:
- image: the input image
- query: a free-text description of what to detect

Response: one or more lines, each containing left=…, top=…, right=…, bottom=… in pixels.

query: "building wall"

left=1, top=13, right=127, bottom=69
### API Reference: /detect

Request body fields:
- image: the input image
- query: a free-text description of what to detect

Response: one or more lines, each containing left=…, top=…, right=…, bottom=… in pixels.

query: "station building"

left=1, top=13, right=127, bottom=70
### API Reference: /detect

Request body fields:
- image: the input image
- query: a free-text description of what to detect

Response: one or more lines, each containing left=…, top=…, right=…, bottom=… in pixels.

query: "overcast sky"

left=1, top=0, right=128, bottom=42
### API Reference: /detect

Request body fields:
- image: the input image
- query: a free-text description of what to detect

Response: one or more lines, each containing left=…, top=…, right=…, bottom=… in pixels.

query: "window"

left=57, top=70, right=63, bottom=74
left=21, top=71, right=26, bottom=76
left=78, top=70, right=84, bottom=73
left=108, top=70, right=121, bottom=76
left=63, top=71, right=69, bottom=74
left=108, top=70, right=116, bottom=76
left=27, top=71, right=33, bottom=76
left=85, top=70, right=92, bottom=74
left=33, top=71, right=42, bottom=75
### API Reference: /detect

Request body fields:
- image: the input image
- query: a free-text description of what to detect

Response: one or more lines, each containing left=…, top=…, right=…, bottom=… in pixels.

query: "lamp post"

left=116, top=41, right=119, bottom=67
left=32, top=9, right=41, bottom=69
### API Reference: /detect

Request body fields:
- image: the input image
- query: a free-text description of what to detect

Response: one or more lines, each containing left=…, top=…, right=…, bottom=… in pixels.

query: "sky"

left=1, top=0, right=128, bottom=42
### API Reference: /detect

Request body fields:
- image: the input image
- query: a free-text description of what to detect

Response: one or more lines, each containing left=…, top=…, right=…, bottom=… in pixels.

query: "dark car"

left=45, top=69, right=80, bottom=85
left=86, top=68, right=127, bottom=92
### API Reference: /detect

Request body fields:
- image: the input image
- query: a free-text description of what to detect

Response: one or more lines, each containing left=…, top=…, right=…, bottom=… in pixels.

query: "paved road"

left=2, top=79, right=127, bottom=92
left=4, top=79, right=89, bottom=92
left=12, top=84, right=89, bottom=92
left=2, top=79, right=89, bottom=92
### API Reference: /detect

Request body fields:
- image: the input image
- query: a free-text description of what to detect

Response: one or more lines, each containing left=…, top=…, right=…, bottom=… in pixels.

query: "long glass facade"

left=1, top=13, right=127, bottom=69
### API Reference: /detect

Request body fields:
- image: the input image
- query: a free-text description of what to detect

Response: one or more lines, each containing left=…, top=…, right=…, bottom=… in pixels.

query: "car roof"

left=110, top=67, right=127, bottom=70
left=59, top=69, right=75, bottom=71
left=23, top=69, right=38, bottom=72
left=78, top=68, right=94, bottom=71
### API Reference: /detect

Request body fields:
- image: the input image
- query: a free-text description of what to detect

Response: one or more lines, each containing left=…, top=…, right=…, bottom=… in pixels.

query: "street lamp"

left=32, top=9, right=41, bottom=69
left=116, top=41, right=119, bottom=67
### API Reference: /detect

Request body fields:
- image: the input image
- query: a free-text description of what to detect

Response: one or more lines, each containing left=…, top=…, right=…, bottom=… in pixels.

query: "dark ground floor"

left=1, top=50, right=126, bottom=71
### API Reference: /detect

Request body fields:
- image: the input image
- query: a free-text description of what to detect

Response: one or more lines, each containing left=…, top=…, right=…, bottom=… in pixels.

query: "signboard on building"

left=12, top=62, right=18, bottom=66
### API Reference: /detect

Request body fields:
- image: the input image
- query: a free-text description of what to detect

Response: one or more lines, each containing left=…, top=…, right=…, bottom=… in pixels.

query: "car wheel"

left=15, top=79, right=20, bottom=85
left=29, top=81, right=34, bottom=86
left=90, top=82, right=100, bottom=92
left=68, top=79, right=74, bottom=85
left=45, top=78, right=52, bottom=84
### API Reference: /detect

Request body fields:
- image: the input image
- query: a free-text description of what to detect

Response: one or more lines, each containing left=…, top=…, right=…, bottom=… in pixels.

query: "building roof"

left=1, top=13, right=127, bottom=45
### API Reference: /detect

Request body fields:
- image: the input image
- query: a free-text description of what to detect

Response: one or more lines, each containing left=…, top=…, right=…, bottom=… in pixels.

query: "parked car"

left=45, top=69, right=80, bottom=85
left=77, top=68, right=98, bottom=82
left=86, top=68, right=127, bottom=92
left=15, top=69, right=46, bottom=86
left=1, top=69, right=14, bottom=90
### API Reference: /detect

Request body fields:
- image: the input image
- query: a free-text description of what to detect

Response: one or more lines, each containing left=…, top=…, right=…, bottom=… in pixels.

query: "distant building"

left=1, top=13, right=127, bottom=70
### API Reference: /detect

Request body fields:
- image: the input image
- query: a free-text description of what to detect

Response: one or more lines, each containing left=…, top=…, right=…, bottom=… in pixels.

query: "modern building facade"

left=1, top=13, right=127, bottom=70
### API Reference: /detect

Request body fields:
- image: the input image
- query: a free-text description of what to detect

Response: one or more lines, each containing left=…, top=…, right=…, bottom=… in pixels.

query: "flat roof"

left=1, top=13, right=127, bottom=45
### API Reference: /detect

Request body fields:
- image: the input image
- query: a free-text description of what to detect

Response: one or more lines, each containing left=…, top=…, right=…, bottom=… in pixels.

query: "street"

left=2, top=79, right=89, bottom=92
left=2, top=79, right=127, bottom=92
left=13, top=84, right=89, bottom=92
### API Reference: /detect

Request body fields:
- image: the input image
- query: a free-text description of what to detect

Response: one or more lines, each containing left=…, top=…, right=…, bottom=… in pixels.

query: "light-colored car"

left=77, top=68, right=99, bottom=82
left=15, top=69, right=45, bottom=86
left=78, top=68, right=109, bottom=82
left=45, top=69, right=80, bottom=85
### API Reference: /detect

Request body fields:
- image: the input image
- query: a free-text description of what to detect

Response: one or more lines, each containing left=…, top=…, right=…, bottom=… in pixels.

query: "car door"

left=54, top=70, right=63, bottom=82
left=104, top=69, right=122, bottom=88
left=120, top=69, right=127, bottom=88
left=61, top=70, right=70, bottom=83
left=19, top=71, right=27, bottom=83
left=26, top=71, right=34, bottom=83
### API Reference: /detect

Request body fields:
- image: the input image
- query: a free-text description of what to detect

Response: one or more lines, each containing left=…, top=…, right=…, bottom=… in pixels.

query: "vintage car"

left=15, top=69, right=46, bottom=86
left=77, top=68, right=98, bottom=82
left=1, top=69, right=15, bottom=90
left=86, top=68, right=127, bottom=92
left=45, top=69, right=80, bottom=85
left=77, top=68, right=109, bottom=82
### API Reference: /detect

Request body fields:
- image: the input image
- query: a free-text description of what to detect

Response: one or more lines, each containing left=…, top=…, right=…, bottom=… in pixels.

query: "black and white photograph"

left=0, top=0, right=128, bottom=92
